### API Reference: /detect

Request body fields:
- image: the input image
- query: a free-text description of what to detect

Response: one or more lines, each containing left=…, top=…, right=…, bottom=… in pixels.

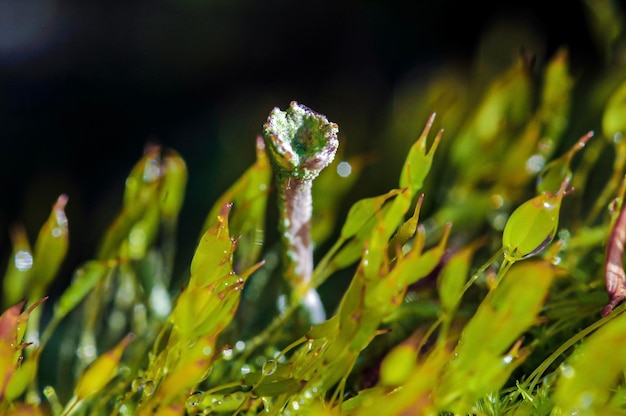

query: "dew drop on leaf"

left=186, top=390, right=204, bottom=407
left=262, top=359, right=277, bottom=376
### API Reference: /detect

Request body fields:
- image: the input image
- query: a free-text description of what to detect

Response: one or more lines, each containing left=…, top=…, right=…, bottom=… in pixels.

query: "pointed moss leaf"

left=536, top=158, right=573, bottom=196
left=174, top=261, right=260, bottom=340
left=369, top=223, right=450, bottom=319
left=363, top=188, right=412, bottom=279
left=536, top=132, right=593, bottom=195
left=3, top=225, right=32, bottom=308
left=602, top=79, right=626, bottom=140
left=0, top=302, right=25, bottom=398
left=204, top=137, right=271, bottom=271
left=340, top=189, right=401, bottom=240
left=553, top=310, right=626, bottom=414
left=252, top=378, right=303, bottom=397
left=312, top=154, right=365, bottom=245
left=124, top=145, right=162, bottom=207
left=98, top=149, right=165, bottom=260
left=502, top=181, right=567, bottom=261
left=438, top=260, right=556, bottom=408
left=74, top=333, right=134, bottom=400
left=144, top=334, right=217, bottom=409
left=407, top=223, right=451, bottom=286
left=399, top=113, right=442, bottom=196
left=54, top=261, right=110, bottom=321
left=438, top=243, right=479, bottom=313
left=538, top=48, right=573, bottom=155
left=159, top=149, right=188, bottom=222
left=388, top=194, right=424, bottom=252
left=363, top=245, right=421, bottom=318
left=379, top=343, right=418, bottom=386
left=0, top=299, right=46, bottom=399
left=30, top=195, right=69, bottom=294
left=351, top=227, right=449, bottom=352
left=191, top=204, right=235, bottom=287
left=451, top=58, right=532, bottom=182
left=127, top=202, right=160, bottom=260
left=5, top=358, right=37, bottom=401
left=306, top=315, right=339, bottom=340
left=323, top=190, right=404, bottom=277
left=357, top=346, right=449, bottom=415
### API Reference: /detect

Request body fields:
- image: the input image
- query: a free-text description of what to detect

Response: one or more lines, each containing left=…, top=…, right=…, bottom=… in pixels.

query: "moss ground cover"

left=2, top=3, right=626, bottom=414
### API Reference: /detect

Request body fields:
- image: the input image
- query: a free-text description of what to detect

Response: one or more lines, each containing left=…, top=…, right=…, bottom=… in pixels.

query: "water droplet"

left=201, top=365, right=213, bottom=381
left=254, top=355, right=267, bottom=367
left=560, top=364, right=575, bottom=378
left=76, top=344, right=97, bottom=362
left=186, top=391, right=204, bottom=407
left=502, top=354, right=514, bottom=364
left=149, top=285, right=171, bottom=318
left=14, top=250, right=33, bottom=271
left=579, top=391, right=595, bottom=408
left=143, top=157, right=161, bottom=182
left=55, top=203, right=68, bottom=227
left=291, top=400, right=301, bottom=410
left=262, top=359, right=277, bottom=376
left=241, top=364, right=251, bottom=375
left=276, top=294, right=288, bottom=314
left=525, top=154, right=545, bottom=174
left=227, top=392, right=245, bottom=407
left=235, top=340, right=246, bottom=351
left=143, top=380, right=156, bottom=396
left=222, top=346, right=234, bottom=360
left=131, top=377, right=145, bottom=393
left=337, top=161, right=352, bottom=177
left=490, top=194, right=505, bottom=209
left=489, top=212, right=509, bottom=231
left=51, top=227, right=63, bottom=238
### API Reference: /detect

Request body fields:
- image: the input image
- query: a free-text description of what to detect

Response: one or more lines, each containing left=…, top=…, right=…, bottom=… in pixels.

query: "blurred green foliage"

left=2, top=1, right=626, bottom=415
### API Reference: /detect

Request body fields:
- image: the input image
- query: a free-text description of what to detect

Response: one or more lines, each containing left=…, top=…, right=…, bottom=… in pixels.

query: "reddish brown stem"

left=603, top=201, right=626, bottom=316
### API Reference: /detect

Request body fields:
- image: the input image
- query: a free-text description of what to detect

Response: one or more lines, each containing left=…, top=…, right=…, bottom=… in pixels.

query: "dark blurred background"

left=0, top=0, right=604, bottom=289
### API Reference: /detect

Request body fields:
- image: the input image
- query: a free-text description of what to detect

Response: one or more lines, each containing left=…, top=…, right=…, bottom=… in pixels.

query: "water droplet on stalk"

left=262, top=359, right=277, bottom=376
left=186, top=391, right=204, bottom=407
left=143, top=380, right=156, bottom=396
left=14, top=250, right=33, bottom=271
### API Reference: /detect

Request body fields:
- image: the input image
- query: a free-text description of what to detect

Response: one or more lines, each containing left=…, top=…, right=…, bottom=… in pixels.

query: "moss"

left=2, top=4, right=626, bottom=414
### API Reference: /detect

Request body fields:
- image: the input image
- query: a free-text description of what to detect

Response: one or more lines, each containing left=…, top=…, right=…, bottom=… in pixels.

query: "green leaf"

left=362, top=188, right=412, bottom=279
left=2, top=225, right=33, bottom=308
left=312, top=154, right=365, bottom=246
left=399, top=113, right=442, bottom=197
left=340, top=189, right=401, bottom=240
left=536, top=131, right=593, bottom=195
left=203, top=137, right=271, bottom=271
left=54, top=261, right=111, bottom=323
left=438, top=239, right=482, bottom=314
left=553, top=310, right=626, bottom=414
left=191, top=204, right=235, bottom=287
left=437, top=260, right=557, bottom=411
left=30, top=195, right=69, bottom=296
left=159, top=149, right=188, bottom=223
left=537, top=47, right=574, bottom=158
left=502, top=180, right=568, bottom=261
left=602, top=79, right=626, bottom=140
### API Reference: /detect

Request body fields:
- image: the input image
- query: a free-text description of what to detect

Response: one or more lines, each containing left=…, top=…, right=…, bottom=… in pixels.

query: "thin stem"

left=279, top=176, right=314, bottom=293
left=263, top=101, right=338, bottom=300
left=460, top=248, right=504, bottom=297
